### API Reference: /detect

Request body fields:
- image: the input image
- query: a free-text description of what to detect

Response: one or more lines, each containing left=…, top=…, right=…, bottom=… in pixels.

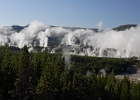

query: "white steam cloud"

left=0, top=20, right=140, bottom=58
left=97, top=21, right=103, bottom=29
left=0, top=20, right=69, bottom=48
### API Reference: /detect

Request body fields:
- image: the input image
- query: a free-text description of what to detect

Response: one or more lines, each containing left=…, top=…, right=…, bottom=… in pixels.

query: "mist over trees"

left=0, top=45, right=140, bottom=100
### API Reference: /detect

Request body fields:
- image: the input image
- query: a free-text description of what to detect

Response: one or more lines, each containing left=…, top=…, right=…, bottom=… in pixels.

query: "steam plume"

left=97, top=21, right=103, bottom=29
left=0, top=20, right=140, bottom=58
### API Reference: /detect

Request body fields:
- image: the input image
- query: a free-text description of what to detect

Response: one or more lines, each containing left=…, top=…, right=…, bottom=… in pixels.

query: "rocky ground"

left=115, top=67, right=140, bottom=83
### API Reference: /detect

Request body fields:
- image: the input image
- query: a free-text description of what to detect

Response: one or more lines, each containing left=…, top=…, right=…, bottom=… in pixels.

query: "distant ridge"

left=9, top=24, right=138, bottom=32
left=11, top=25, right=25, bottom=32
left=112, top=24, right=137, bottom=31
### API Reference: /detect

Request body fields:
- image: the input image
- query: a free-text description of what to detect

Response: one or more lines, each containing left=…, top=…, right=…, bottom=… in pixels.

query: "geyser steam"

left=61, top=25, right=140, bottom=58
left=0, top=20, right=140, bottom=58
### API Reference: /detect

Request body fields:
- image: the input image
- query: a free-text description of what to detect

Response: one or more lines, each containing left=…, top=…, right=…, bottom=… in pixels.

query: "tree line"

left=0, top=45, right=140, bottom=100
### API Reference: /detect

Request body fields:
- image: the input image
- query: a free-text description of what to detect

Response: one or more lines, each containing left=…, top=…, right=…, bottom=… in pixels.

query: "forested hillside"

left=112, top=24, right=137, bottom=31
left=0, top=45, right=140, bottom=100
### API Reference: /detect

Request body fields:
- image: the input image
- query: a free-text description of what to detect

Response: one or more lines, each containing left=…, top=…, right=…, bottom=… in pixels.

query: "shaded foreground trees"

left=8, top=45, right=36, bottom=100
left=0, top=45, right=140, bottom=100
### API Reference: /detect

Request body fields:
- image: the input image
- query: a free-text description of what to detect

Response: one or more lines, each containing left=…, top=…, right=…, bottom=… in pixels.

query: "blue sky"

left=0, top=0, right=140, bottom=29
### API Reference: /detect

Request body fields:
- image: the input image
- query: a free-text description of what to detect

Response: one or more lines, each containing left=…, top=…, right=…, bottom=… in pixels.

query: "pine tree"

left=0, top=45, right=5, bottom=98
left=59, top=69, right=71, bottom=100
left=72, top=71, right=89, bottom=100
left=135, top=83, right=140, bottom=100
left=105, top=71, right=116, bottom=100
left=72, top=72, right=80, bottom=100
left=37, top=58, right=59, bottom=100
left=1, top=44, right=16, bottom=99
left=96, top=72, right=106, bottom=99
left=120, top=76, right=130, bottom=100
left=8, top=45, right=36, bottom=100
left=30, top=52, right=41, bottom=86
left=130, top=82, right=137, bottom=100
left=40, top=50, right=48, bottom=71
left=18, top=45, right=30, bottom=74
left=0, top=45, right=4, bottom=67
left=114, top=79, right=121, bottom=100
left=87, top=69, right=97, bottom=100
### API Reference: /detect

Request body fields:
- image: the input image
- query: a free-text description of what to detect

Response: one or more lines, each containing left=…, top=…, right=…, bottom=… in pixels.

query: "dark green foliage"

left=136, top=60, right=140, bottom=68
left=87, top=69, right=97, bottom=99
left=72, top=72, right=87, bottom=100
left=120, top=76, right=130, bottom=100
left=114, top=80, right=121, bottom=100
left=18, top=45, right=30, bottom=74
left=59, top=69, right=71, bottom=99
left=96, top=72, right=107, bottom=99
left=71, top=55, right=135, bottom=74
left=29, top=52, right=42, bottom=86
left=130, top=82, right=138, bottom=100
left=0, top=45, right=16, bottom=99
left=0, top=45, right=140, bottom=100
left=9, top=46, right=21, bottom=52
left=105, top=71, right=116, bottom=99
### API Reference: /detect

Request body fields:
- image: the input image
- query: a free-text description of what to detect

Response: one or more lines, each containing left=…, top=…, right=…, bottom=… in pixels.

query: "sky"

left=0, top=0, right=140, bottom=29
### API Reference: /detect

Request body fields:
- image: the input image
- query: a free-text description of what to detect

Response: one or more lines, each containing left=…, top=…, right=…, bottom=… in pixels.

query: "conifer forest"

left=1, top=45, right=140, bottom=100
